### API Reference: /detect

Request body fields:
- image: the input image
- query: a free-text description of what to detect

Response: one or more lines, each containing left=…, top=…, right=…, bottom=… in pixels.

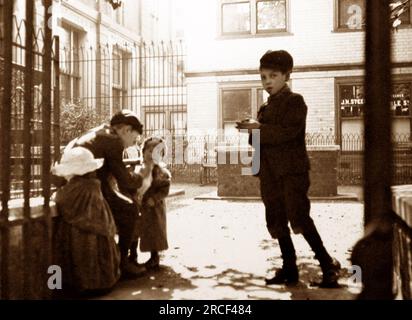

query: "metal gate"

left=0, top=0, right=59, bottom=299
left=60, top=39, right=187, bottom=177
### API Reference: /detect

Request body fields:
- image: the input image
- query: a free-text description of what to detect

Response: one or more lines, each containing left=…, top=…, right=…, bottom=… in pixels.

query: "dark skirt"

left=54, top=176, right=120, bottom=292
left=139, top=199, right=168, bottom=252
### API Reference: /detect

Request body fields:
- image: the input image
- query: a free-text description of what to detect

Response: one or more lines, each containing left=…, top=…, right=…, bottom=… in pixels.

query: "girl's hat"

left=142, top=136, right=165, bottom=152
left=142, top=136, right=167, bottom=167
left=52, top=147, right=104, bottom=177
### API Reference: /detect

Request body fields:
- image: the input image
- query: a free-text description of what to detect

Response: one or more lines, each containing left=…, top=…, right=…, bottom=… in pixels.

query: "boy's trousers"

left=105, top=193, right=139, bottom=260
left=259, top=171, right=317, bottom=239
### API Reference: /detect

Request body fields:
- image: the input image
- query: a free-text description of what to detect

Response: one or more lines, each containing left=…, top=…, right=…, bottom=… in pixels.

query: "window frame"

left=255, top=0, right=288, bottom=34
left=170, top=111, right=188, bottom=135
left=220, top=1, right=252, bottom=36
left=218, top=0, right=290, bottom=38
left=142, top=105, right=188, bottom=136
left=333, top=0, right=412, bottom=32
left=60, top=25, right=81, bottom=103
left=111, top=49, right=129, bottom=114
left=219, top=81, right=268, bottom=130
left=335, top=75, right=412, bottom=144
left=144, top=110, right=166, bottom=136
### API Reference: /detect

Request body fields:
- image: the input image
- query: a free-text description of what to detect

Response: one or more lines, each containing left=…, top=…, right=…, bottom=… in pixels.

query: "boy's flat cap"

left=110, top=109, right=143, bottom=134
left=260, top=50, right=294, bottom=73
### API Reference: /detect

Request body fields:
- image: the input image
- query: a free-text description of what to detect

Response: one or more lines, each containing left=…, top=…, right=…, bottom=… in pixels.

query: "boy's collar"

left=268, top=84, right=290, bottom=102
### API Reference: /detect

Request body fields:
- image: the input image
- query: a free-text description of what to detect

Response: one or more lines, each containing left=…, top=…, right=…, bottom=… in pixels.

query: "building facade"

left=183, top=0, right=412, bottom=148
left=5, top=0, right=179, bottom=119
left=54, top=0, right=179, bottom=118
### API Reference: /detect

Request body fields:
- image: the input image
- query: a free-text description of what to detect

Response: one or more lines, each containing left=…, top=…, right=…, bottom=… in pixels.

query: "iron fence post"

left=42, top=0, right=53, bottom=299
left=0, top=0, right=14, bottom=301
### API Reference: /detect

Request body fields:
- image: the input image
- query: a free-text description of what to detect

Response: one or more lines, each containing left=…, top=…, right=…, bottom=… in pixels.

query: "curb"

left=194, top=193, right=359, bottom=202
left=168, top=189, right=185, bottom=198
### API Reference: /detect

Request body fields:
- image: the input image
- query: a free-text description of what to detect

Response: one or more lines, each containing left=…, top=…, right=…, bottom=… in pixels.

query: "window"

left=60, top=26, right=80, bottom=103
left=145, top=111, right=166, bottom=135
left=336, top=0, right=365, bottom=30
left=170, top=111, right=187, bottom=135
left=339, top=82, right=411, bottom=118
left=392, top=0, right=412, bottom=25
left=257, top=0, right=287, bottom=31
left=337, top=78, right=412, bottom=147
left=33, top=0, right=44, bottom=31
left=339, top=84, right=365, bottom=117
left=335, top=0, right=411, bottom=31
left=220, top=0, right=287, bottom=36
left=223, top=89, right=252, bottom=126
left=143, top=107, right=187, bottom=136
left=140, top=52, right=185, bottom=88
left=222, top=2, right=251, bottom=34
left=392, top=83, right=411, bottom=116
left=221, top=86, right=269, bottom=133
left=112, top=50, right=129, bottom=113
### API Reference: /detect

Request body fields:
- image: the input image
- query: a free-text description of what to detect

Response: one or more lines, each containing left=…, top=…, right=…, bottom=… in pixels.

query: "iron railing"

left=0, top=0, right=59, bottom=299
left=161, top=132, right=412, bottom=185
left=59, top=40, right=187, bottom=137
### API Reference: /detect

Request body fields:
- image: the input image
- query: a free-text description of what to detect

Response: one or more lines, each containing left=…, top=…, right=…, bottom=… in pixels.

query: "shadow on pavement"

left=187, top=263, right=358, bottom=300
left=90, top=261, right=359, bottom=300
left=97, top=265, right=196, bottom=300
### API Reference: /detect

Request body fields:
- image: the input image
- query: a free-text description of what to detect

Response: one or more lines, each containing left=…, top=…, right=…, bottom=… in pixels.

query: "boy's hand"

left=236, top=119, right=261, bottom=130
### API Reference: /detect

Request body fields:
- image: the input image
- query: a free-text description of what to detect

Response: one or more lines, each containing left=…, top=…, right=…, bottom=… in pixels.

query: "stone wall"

left=216, top=145, right=340, bottom=198
left=307, top=146, right=340, bottom=197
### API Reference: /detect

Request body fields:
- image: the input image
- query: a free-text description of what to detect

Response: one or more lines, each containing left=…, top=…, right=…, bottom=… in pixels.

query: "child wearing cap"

left=128, top=137, right=171, bottom=270
left=237, top=50, right=341, bottom=287
left=52, top=147, right=120, bottom=295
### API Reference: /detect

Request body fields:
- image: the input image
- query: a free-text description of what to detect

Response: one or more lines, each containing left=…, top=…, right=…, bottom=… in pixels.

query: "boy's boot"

left=302, top=227, right=341, bottom=287
left=120, top=253, right=146, bottom=279
left=145, top=251, right=160, bottom=271
left=266, top=235, right=299, bottom=285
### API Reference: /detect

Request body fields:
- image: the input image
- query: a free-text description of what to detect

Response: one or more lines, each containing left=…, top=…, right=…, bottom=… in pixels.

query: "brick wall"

left=292, top=77, right=336, bottom=134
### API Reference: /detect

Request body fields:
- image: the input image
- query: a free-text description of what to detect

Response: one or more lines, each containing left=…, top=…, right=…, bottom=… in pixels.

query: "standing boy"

left=237, top=50, right=341, bottom=287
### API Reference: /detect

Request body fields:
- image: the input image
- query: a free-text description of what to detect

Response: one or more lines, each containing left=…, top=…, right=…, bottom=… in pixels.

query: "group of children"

left=52, top=48, right=342, bottom=296
left=52, top=135, right=170, bottom=295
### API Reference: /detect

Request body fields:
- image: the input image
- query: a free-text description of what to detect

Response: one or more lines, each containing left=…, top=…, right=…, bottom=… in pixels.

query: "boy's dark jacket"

left=73, top=124, right=143, bottom=200
left=250, top=85, right=310, bottom=177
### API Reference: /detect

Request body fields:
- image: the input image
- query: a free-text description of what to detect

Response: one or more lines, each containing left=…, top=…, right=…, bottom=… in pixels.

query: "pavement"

left=97, top=184, right=365, bottom=300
